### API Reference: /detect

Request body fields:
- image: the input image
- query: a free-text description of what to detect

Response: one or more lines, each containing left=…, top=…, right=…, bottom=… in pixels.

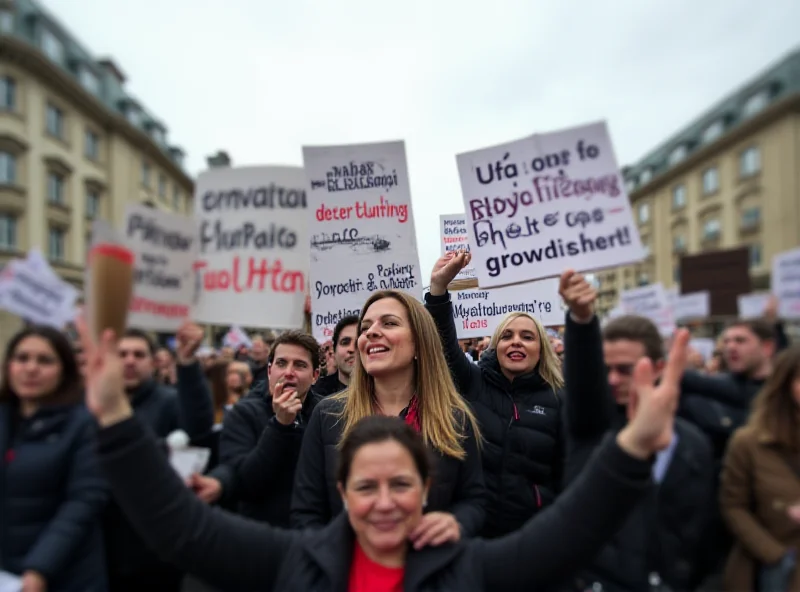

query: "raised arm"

left=174, top=322, right=215, bottom=443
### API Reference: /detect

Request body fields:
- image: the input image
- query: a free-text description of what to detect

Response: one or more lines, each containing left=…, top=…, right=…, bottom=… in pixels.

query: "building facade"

left=0, top=0, right=194, bottom=345
left=596, top=47, right=800, bottom=316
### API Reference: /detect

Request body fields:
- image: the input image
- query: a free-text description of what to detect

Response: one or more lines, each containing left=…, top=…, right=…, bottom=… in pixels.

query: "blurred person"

left=154, top=346, right=177, bottom=386
left=248, top=337, right=270, bottom=397
left=314, top=315, right=357, bottom=397
left=205, top=360, right=248, bottom=425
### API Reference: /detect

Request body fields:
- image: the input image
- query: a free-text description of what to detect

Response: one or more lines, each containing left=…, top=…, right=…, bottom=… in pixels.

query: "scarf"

left=404, top=395, right=421, bottom=433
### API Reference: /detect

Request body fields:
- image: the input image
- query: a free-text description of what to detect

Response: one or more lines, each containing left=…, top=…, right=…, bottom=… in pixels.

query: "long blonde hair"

left=490, top=312, right=564, bottom=391
left=332, top=290, right=481, bottom=459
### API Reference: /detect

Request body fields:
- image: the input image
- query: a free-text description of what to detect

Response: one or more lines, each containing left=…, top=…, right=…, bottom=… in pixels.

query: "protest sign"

left=304, top=141, right=421, bottom=341
left=440, top=214, right=476, bottom=281
left=123, top=203, right=196, bottom=331
left=772, top=247, right=800, bottom=319
left=666, top=288, right=710, bottom=322
left=457, top=121, right=644, bottom=288
left=193, top=166, right=309, bottom=329
left=0, top=256, right=78, bottom=328
left=737, top=292, right=770, bottom=319
left=447, top=278, right=562, bottom=339
left=619, top=283, right=676, bottom=337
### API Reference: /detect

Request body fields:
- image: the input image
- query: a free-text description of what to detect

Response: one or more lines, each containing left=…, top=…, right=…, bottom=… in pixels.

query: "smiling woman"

left=291, top=289, right=488, bottom=547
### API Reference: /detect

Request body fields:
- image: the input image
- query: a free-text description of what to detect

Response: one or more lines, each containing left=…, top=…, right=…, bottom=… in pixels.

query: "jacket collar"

left=303, top=512, right=466, bottom=590
left=129, top=378, right=157, bottom=407
left=478, top=348, right=548, bottom=393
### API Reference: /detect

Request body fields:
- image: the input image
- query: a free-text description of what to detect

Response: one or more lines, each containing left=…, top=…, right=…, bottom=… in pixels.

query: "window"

left=141, top=161, right=151, bottom=186
left=702, top=167, right=719, bottom=195
left=673, top=235, right=686, bottom=252
left=0, top=214, right=15, bottom=249
left=48, top=227, right=65, bottom=261
left=85, top=129, right=99, bottom=160
left=46, top=103, right=64, bottom=138
left=672, top=185, right=686, bottom=209
left=0, top=76, right=15, bottom=111
left=158, top=175, right=166, bottom=198
left=702, top=121, right=724, bottom=144
left=47, top=172, right=65, bottom=205
left=749, top=243, right=762, bottom=267
left=703, top=218, right=721, bottom=240
left=79, top=68, right=100, bottom=95
left=126, top=106, right=142, bottom=127
left=639, top=168, right=652, bottom=185
left=0, top=10, right=14, bottom=33
left=151, top=127, right=165, bottom=145
left=86, top=189, right=100, bottom=219
left=172, top=186, right=181, bottom=211
left=673, top=265, right=681, bottom=283
left=625, top=179, right=636, bottom=194
left=740, top=146, right=760, bottom=177
left=170, top=150, right=185, bottom=168
left=637, top=272, right=649, bottom=287
left=668, top=145, right=687, bottom=166
left=742, top=91, right=769, bottom=118
left=0, top=151, right=16, bottom=184
left=41, top=28, right=65, bottom=63
left=741, top=207, right=760, bottom=229
left=638, top=202, right=650, bottom=224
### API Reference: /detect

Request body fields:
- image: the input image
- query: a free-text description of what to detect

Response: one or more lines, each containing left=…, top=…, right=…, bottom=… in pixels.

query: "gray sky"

left=41, top=0, right=800, bottom=278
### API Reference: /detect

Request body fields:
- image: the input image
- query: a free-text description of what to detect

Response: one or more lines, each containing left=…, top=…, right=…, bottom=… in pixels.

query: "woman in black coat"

left=0, top=326, right=108, bottom=591
left=425, top=251, right=566, bottom=538
left=78, top=317, right=692, bottom=591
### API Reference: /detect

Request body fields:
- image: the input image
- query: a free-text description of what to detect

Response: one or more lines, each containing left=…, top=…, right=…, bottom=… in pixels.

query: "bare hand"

left=618, top=328, right=691, bottom=458
left=189, top=473, right=223, bottom=504
left=430, top=251, right=471, bottom=296
left=408, top=512, right=461, bottom=549
left=21, top=570, right=47, bottom=592
left=559, top=269, right=596, bottom=322
left=272, top=380, right=302, bottom=426
left=176, top=321, right=204, bottom=363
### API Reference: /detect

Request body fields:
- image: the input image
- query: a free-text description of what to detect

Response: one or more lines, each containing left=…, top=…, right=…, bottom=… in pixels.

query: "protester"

left=313, top=315, right=357, bottom=397
left=0, top=326, right=108, bottom=591
left=425, top=251, right=565, bottom=538
left=205, top=360, right=248, bottom=425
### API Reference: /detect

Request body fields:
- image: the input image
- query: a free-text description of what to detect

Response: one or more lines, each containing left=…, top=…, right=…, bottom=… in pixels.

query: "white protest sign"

left=619, top=283, right=676, bottom=337
left=772, top=247, right=800, bottom=320
left=689, top=338, right=716, bottom=362
left=668, top=290, right=710, bottom=322
left=304, top=141, right=421, bottom=341
left=440, top=214, right=476, bottom=281
left=123, top=204, right=196, bottom=331
left=457, top=121, right=644, bottom=288
left=0, top=258, right=78, bottom=328
left=449, top=278, right=562, bottom=339
left=193, top=166, right=309, bottom=329
left=223, top=325, right=252, bottom=349
left=737, top=292, right=770, bottom=319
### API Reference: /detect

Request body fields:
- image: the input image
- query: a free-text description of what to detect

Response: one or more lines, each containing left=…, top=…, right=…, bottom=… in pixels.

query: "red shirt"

left=348, top=541, right=405, bottom=592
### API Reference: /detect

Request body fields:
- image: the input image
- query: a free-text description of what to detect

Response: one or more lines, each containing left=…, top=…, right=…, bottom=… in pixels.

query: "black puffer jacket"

left=0, top=402, right=108, bottom=590
left=425, top=292, right=564, bottom=538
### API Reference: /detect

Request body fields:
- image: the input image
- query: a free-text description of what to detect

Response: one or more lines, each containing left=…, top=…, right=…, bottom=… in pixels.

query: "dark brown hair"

left=336, top=415, right=432, bottom=486
left=747, top=345, right=800, bottom=451
left=205, top=360, right=230, bottom=422
left=725, top=318, right=777, bottom=343
left=0, top=326, right=83, bottom=406
left=602, top=315, right=664, bottom=361
left=267, top=330, right=320, bottom=371
left=122, top=327, right=156, bottom=356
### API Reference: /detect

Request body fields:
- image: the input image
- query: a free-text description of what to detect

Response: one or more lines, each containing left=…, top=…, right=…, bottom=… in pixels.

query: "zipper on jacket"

left=533, top=484, right=542, bottom=508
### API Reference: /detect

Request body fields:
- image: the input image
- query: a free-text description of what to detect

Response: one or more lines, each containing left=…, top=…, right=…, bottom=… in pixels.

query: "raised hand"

left=430, top=251, right=471, bottom=296
left=617, top=328, right=691, bottom=459
left=175, top=321, right=204, bottom=364
left=559, top=269, right=596, bottom=322
left=75, top=316, right=132, bottom=427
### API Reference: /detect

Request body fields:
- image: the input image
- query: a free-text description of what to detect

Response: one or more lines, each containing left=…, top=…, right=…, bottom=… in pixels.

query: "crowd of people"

left=1, top=250, right=798, bottom=591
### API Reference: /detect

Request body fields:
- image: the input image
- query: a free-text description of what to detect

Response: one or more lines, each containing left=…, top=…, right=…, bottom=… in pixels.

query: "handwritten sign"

left=440, top=214, right=476, bottom=281
left=304, top=141, right=421, bottom=341
left=123, top=204, right=196, bottom=331
left=619, top=283, right=676, bottom=337
left=192, top=166, right=309, bottom=329
left=448, top=278, right=562, bottom=339
left=0, top=254, right=77, bottom=328
left=456, top=121, right=644, bottom=288
left=737, top=292, right=770, bottom=319
left=666, top=288, right=710, bottom=322
left=772, top=247, right=800, bottom=319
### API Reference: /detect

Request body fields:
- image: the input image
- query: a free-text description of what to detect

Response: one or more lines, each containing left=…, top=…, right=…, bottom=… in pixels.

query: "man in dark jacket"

left=312, top=315, right=357, bottom=397
left=194, top=330, right=322, bottom=526
left=247, top=335, right=271, bottom=398
left=104, top=326, right=215, bottom=592
left=560, top=270, right=716, bottom=592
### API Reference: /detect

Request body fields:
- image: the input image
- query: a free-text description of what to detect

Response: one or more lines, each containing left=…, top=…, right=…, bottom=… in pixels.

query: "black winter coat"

left=211, top=390, right=321, bottom=525
left=103, top=367, right=215, bottom=580
left=312, top=373, right=346, bottom=398
left=97, top=415, right=654, bottom=592
left=0, top=402, right=107, bottom=590
left=425, top=292, right=564, bottom=538
left=291, top=397, right=486, bottom=536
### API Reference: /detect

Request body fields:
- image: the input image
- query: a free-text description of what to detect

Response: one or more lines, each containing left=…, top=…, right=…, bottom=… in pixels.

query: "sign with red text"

left=303, top=141, right=421, bottom=341
left=449, top=278, right=562, bottom=339
left=192, top=166, right=309, bottom=329
left=123, top=204, right=196, bottom=331
left=440, top=214, right=476, bottom=281
left=456, top=121, right=644, bottom=288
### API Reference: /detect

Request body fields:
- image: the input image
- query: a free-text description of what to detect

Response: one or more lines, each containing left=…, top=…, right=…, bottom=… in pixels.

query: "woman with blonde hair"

left=720, top=345, right=800, bottom=591
left=426, top=251, right=565, bottom=538
left=291, top=289, right=486, bottom=548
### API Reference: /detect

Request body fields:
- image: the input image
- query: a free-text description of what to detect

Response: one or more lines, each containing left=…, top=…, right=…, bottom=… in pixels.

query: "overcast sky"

left=40, top=0, right=800, bottom=278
